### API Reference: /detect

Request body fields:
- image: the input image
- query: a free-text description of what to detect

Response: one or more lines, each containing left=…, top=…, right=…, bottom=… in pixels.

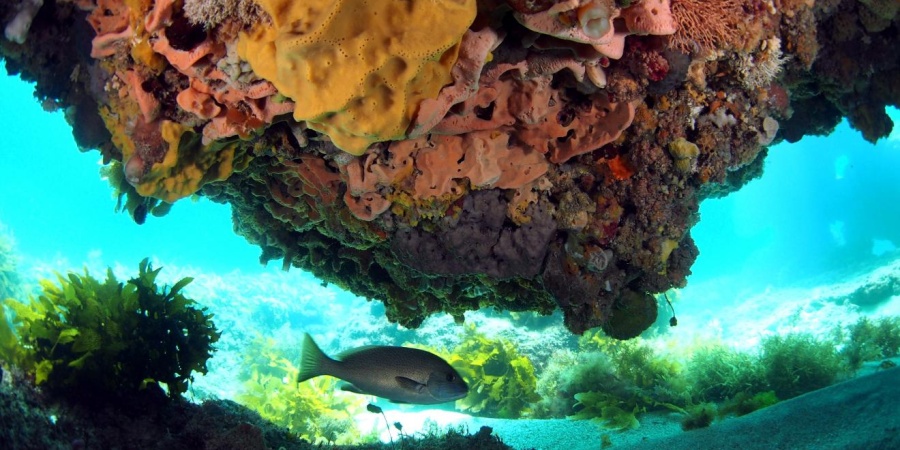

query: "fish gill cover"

left=0, top=0, right=897, bottom=339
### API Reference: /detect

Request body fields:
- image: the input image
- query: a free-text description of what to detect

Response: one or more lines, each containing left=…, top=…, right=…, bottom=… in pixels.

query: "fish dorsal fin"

left=395, top=376, right=427, bottom=393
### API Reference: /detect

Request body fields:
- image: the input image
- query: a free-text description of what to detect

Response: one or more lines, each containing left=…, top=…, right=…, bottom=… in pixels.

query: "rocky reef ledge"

left=1, top=0, right=897, bottom=336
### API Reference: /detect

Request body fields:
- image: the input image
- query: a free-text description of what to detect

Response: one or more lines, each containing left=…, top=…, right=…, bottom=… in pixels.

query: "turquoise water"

left=2, top=66, right=900, bottom=447
left=690, top=114, right=900, bottom=291
left=0, top=68, right=262, bottom=274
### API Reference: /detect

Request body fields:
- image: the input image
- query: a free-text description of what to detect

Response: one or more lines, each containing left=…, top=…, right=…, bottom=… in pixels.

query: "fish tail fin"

left=298, top=333, right=332, bottom=383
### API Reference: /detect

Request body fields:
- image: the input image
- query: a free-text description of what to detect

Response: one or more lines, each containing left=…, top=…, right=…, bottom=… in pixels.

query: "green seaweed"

left=532, top=349, right=619, bottom=418
left=563, top=332, right=690, bottom=430
left=718, top=390, right=779, bottom=418
left=537, top=322, right=881, bottom=431
left=838, top=316, right=900, bottom=370
left=686, top=344, right=767, bottom=402
left=0, top=258, right=219, bottom=402
left=442, top=325, right=542, bottom=419
left=570, top=391, right=641, bottom=431
left=760, top=333, right=847, bottom=400
left=236, top=336, right=366, bottom=444
left=681, top=403, right=716, bottom=430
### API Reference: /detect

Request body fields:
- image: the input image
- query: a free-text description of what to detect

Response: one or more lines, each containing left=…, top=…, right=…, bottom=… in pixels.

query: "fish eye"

left=446, top=373, right=455, bottom=382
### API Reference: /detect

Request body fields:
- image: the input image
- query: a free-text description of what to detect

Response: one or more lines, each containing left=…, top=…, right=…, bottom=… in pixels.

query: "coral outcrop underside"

left=1, top=0, right=897, bottom=335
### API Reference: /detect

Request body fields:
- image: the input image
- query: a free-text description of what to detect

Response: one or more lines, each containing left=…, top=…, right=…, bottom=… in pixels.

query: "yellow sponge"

left=135, top=121, right=246, bottom=202
left=237, top=0, right=476, bottom=155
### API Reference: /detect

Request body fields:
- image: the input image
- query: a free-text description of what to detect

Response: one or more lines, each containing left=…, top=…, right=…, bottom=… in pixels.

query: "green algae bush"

left=837, top=316, right=900, bottom=370
left=442, top=325, right=542, bottom=419
left=532, top=349, right=619, bottom=418
left=686, top=344, right=767, bottom=402
left=717, top=390, right=779, bottom=418
left=411, top=324, right=543, bottom=419
left=680, top=402, right=716, bottom=430
left=760, top=333, right=848, bottom=399
left=562, top=332, right=691, bottom=430
left=532, top=324, right=871, bottom=430
left=0, top=258, right=219, bottom=402
left=236, top=336, right=367, bottom=444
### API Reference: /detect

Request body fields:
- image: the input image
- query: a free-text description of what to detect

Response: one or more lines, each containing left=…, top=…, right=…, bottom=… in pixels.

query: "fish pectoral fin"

left=339, top=382, right=364, bottom=395
left=395, top=376, right=427, bottom=393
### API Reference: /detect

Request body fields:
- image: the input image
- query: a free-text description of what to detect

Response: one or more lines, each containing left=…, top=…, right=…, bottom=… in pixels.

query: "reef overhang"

left=2, top=0, right=897, bottom=336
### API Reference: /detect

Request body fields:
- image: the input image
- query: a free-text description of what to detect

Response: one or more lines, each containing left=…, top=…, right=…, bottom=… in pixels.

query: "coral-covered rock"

left=2, top=0, right=896, bottom=337
left=392, top=190, right=556, bottom=279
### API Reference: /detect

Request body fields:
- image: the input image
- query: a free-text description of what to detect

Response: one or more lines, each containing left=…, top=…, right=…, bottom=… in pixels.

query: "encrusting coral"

left=1, top=0, right=898, bottom=337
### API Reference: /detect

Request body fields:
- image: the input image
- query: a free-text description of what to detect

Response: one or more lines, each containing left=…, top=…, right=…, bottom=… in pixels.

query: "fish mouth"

left=432, top=390, right=468, bottom=403
left=447, top=391, right=468, bottom=401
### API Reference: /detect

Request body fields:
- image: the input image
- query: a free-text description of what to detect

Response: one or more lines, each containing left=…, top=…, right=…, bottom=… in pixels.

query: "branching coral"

left=737, top=37, right=787, bottom=89
left=668, top=0, right=751, bottom=53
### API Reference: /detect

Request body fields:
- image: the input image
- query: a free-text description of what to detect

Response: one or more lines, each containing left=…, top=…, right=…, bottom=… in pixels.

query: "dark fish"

left=298, top=333, right=468, bottom=404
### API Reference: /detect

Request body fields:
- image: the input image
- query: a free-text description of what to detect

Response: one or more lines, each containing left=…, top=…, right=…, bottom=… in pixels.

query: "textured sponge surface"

left=238, top=0, right=476, bottom=154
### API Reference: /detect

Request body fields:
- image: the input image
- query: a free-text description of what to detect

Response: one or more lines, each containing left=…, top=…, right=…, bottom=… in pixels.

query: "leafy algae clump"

left=561, top=332, right=690, bottom=430
left=444, top=325, right=542, bottom=419
left=0, top=258, right=219, bottom=402
left=760, top=333, right=848, bottom=400
left=237, top=336, right=365, bottom=444
left=686, top=344, right=767, bottom=402
left=413, top=325, right=543, bottom=419
left=838, top=316, right=900, bottom=370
